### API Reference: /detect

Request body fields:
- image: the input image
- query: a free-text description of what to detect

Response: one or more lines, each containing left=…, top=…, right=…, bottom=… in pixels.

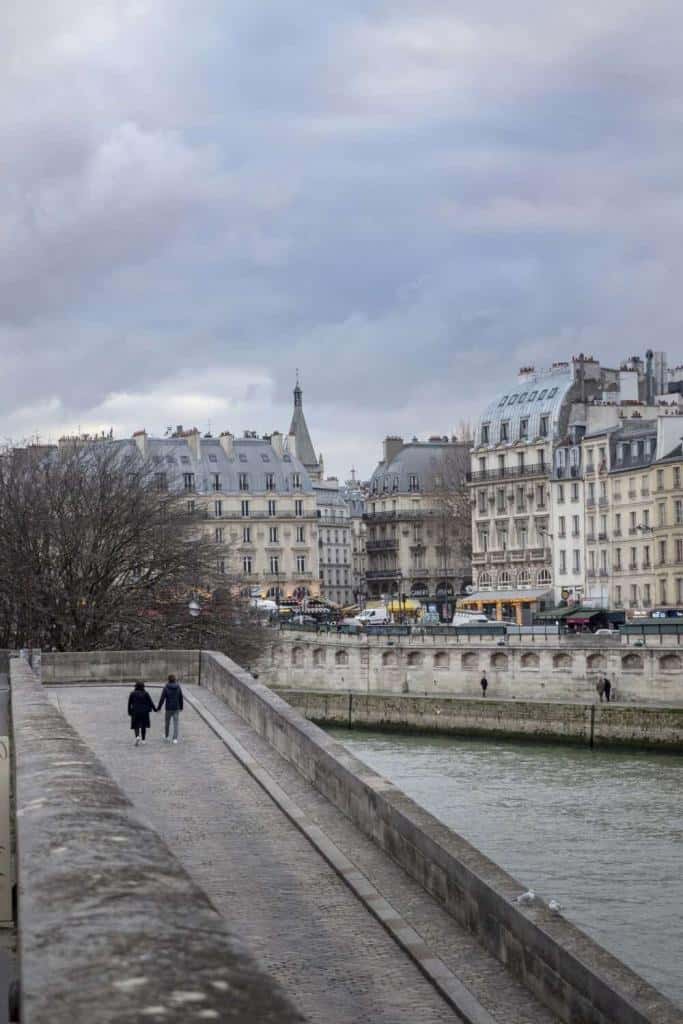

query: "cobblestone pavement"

left=52, top=685, right=559, bottom=1024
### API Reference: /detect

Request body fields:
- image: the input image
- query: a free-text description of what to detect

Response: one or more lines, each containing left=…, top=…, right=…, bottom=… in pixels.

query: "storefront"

left=460, top=588, right=552, bottom=625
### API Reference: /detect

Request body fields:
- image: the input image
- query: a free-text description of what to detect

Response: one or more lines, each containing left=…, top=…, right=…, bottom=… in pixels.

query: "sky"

left=2, top=1, right=683, bottom=478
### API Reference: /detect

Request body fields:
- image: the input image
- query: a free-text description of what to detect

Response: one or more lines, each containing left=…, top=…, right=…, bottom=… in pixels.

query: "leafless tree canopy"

left=0, top=442, right=268, bottom=661
left=427, top=446, right=472, bottom=588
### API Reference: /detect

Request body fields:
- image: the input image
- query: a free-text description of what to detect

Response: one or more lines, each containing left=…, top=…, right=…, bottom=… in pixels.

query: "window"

left=676, top=500, right=683, bottom=525
left=238, top=473, right=249, bottom=491
left=238, top=453, right=248, bottom=463
left=675, top=467, right=681, bottom=489
left=659, top=503, right=666, bottom=526
left=241, top=499, right=250, bottom=517
left=296, top=526, right=305, bottom=543
left=265, top=473, right=276, bottom=491
left=296, top=555, right=306, bottom=573
left=242, top=526, right=251, bottom=543
left=519, top=418, right=529, bottom=439
left=243, top=556, right=252, bottom=574
left=270, top=556, right=279, bottom=575
left=212, top=473, right=221, bottom=491
left=573, top=549, right=581, bottom=573
left=292, top=473, right=301, bottom=489
left=209, top=453, right=218, bottom=463
left=214, top=499, right=223, bottom=517
left=408, top=474, right=419, bottom=491
left=500, top=421, right=509, bottom=442
left=268, top=526, right=278, bottom=543
left=630, top=546, right=637, bottom=569
left=528, top=391, right=538, bottom=401
left=559, top=550, right=567, bottom=573
left=547, top=387, right=558, bottom=398
left=216, top=558, right=226, bottom=574
left=509, top=394, right=519, bottom=405
left=572, top=515, right=580, bottom=537
left=183, top=472, right=195, bottom=491
left=614, top=512, right=621, bottom=535
left=186, top=499, right=195, bottom=513
left=558, top=515, right=566, bottom=538
left=154, top=472, right=168, bottom=491
left=540, top=416, right=549, bottom=437
left=659, top=539, right=667, bottom=564
left=295, top=499, right=304, bottom=516
left=180, top=455, right=190, bottom=464
left=657, top=469, right=664, bottom=490
left=615, top=584, right=622, bottom=605
left=615, top=548, right=622, bottom=570
left=478, top=490, right=487, bottom=513
left=498, top=394, right=509, bottom=407
left=268, top=499, right=277, bottom=516
left=557, top=483, right=564, bottom=503
left=260, top=453, right=270, bottom=462
left=481, top=423, right=490, bottom=444
left=215, top=527, right=224, bottom=544
left=643, top=545, right=651, bottom=568
left=571, top=482, right=579, bottom=501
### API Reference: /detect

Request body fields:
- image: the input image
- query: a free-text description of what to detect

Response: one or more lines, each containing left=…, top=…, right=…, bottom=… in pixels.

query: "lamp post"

left=188, top=597, right=201, bottom=650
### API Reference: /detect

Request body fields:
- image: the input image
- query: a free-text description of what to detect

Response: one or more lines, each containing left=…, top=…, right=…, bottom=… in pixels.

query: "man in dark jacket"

left=157, top=674, right=184, bottom=744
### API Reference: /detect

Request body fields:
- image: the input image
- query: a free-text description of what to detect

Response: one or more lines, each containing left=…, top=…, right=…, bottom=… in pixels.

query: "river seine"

left=328, top=729, right=682, bottom=1006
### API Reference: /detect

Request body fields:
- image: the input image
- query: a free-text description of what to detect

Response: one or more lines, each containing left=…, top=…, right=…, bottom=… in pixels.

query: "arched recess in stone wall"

left=291, top=646, right=305, bottom=667
left=552, top=652, right=572, bottom=669
left=520, top=652, right=540, bottom=670
left=586, top=652, right=605, bottom=672
left=407, top=651, right=423, bottom=667
left=490, top=652, right=508, bottom=669
left=335, top=649, right=349, bottom=666
left=622, top=652, right=644, bottom=671
left=433, top=651, right=449, bottom=669
left=659, top=653, right=682, bottom=672
left=382, top=650, right=398, bottom=668
left=461, top=651, right=478, bottom=670
left=312, top=648, right=326, bottom=667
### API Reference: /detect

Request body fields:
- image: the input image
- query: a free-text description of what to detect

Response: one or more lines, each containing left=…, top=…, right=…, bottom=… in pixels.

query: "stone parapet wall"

left=260, top=631, right=683, bottom=704
left=41, top=648, right=200, bottom=685
left=199, top=651, right=680, bottom=1024
left=10, top=656, right=302, bottom=1024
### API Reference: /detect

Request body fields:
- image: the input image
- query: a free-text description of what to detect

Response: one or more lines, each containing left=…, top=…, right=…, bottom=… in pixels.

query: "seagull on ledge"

left=515, top=890, right=536, bottom=905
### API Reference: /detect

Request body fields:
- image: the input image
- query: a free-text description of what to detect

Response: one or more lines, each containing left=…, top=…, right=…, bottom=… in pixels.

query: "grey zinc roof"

left=475, top=369, right=574, bottom=447
left=140, top=435, right=314, bottom=495
left=369, top=441, right=468, bottom=495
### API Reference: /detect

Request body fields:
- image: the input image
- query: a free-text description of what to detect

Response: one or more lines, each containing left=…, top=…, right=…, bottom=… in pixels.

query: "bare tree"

left=0, top=441, right=268, bottom=659
left=427, top=446, right=472, bottom=597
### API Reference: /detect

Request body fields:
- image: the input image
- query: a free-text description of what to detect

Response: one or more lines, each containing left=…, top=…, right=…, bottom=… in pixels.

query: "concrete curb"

left=185, top=691, right=497, bottom=1024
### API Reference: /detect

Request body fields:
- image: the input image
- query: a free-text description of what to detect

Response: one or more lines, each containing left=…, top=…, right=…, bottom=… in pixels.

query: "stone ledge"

left=10, top=657, right=302, bottom=1024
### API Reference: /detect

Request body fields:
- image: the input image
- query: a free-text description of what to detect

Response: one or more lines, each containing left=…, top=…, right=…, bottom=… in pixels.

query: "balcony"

left=366, top=538, right=398, bottom=552
left=587, top=569, right=596, bottom=578
left=586, top=497, right=595, bottom=509
left=598, top=532, right=608, bottom=541
left=598, top=497, right=608, bottom=508
left=472, top=552, right=487, bottom=564
left=510, top=551, right=526, bottom=561
left=629, top=563, right=637, bottom=571
left=366, top=569, right=401, bottom=580
left=467, top=463, right=547, bottom=483
left=585, top=463, right=595, bottom=475
left=586, top=534, right=596, bottom=543
left=628, top=490, right=637, bottom=499
left=491, top=550, right=506, bottom=562
left=641, top=488, right=650, bottom=497
left=599, top=569, right=608, bottom=577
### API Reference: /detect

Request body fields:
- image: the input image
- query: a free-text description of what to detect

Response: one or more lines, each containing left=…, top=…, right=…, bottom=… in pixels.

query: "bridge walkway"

left=50, top=684, right=558, bottom=1024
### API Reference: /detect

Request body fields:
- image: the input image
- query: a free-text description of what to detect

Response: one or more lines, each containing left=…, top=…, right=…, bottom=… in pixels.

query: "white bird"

left=548, top=900, right=562, bottom=913
left=515, top=890, right=536, bottom=906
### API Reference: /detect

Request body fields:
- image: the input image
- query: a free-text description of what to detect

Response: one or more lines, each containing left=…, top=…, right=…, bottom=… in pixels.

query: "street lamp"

left=188, top=597, right=202, bottom=651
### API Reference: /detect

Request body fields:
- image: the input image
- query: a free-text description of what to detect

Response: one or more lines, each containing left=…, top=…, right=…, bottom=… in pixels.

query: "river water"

left=328, top=729, right=683, bottom=1007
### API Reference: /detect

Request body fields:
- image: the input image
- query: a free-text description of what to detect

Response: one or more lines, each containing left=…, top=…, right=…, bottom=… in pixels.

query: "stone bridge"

left=9, top=650, right=682, bottom=1024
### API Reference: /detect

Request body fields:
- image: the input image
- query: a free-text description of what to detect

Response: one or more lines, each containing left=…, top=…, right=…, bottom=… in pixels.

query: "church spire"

left=289, top=377, right=321, bottom=480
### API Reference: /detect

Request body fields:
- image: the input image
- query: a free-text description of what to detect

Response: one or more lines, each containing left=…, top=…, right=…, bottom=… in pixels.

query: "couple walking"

left=128, top=674, right=184, bottom=746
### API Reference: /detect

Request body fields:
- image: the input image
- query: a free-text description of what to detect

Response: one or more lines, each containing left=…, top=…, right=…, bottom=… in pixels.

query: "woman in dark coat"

left=128, top=682, right=156, bottom=746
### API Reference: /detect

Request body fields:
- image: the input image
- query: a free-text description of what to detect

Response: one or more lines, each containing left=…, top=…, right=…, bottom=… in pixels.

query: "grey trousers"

left=165, top=709, right=180, bottom=739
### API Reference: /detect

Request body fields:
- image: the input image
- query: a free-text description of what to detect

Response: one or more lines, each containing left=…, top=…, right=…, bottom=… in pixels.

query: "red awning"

left=566, top=614, right=597, bottom=625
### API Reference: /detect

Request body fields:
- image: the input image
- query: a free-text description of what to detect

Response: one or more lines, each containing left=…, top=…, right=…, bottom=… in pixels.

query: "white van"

left=354, top=606, right=390, bottom=625
left=250, top=598, right=278, bottom=614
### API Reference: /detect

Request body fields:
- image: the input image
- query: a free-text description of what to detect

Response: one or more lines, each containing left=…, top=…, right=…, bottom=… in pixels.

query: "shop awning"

left=534, top=606, right=576, bottom=621
left=387, top=598, right=422, bottom=613
left=461, top=588, right=550, bottom=604
left=566, top=610, right=601, bottom=626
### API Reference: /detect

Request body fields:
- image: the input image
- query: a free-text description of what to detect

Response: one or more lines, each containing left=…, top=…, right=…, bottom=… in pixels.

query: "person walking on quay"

left=157, top=673, right=184, bottom=744
left=603, top=677, right=612, bottom=703
left=480, top=674, right=488, bottom=698
left=595, top=678, right=606, bottom=703
left=128, top=681, right=156, bottom=746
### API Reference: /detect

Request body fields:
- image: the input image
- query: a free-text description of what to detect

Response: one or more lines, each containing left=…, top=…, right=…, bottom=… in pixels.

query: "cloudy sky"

left=2, top=2, right=682, bottom=477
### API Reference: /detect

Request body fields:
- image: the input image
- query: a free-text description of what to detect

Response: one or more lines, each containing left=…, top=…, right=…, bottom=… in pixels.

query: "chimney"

left=186, top=428, right=201, bottom=460
left=287, top=432, right=297, bottom=456
left=271, top=431, right=284, bottom=456
left=133, top=430, right=148, bottom=458
left=383, top=436, right=404, bottom=465
left=219, top=431, right=234, bottom=458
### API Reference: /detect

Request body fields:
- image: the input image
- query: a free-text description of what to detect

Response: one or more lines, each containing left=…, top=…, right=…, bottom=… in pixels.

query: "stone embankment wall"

left=10, top=655, right=302, bottom=1024
left=199, top=651, right=680, bottom=1024
left=41, top=649, right=200, bottom=685
left=260, top=630, right=683, bottom=704
left=277, top=690, right=683, bottom=751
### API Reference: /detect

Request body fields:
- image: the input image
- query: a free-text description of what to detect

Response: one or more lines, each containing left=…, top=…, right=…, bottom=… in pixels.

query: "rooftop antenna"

left=295, top=367, right=300, bottom=386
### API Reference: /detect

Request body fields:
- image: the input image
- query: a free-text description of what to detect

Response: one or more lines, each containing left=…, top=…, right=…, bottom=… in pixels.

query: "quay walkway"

left=50, top=683, right=558, bottom=1024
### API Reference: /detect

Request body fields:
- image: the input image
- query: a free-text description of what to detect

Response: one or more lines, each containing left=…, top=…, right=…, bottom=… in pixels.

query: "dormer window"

left=500, top=421, right=509, bottom=442
left=519, top=418, right=529, bottom=439
left=498, top=395, right=509, bottom=407
left=538, top=389, right=547, bottom=400
left=238, top=453, right=248, bottom=463
left=481, top=423, right=490, bottom=444
left=408, top=474, right=419, bottom=492
left=208, top=453, right=218, bottom=463
left=261, top=453, right=270, bottom=462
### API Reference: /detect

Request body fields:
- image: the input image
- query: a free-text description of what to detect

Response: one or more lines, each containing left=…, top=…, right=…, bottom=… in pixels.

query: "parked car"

left=354, top=606, right=390, bottom=626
